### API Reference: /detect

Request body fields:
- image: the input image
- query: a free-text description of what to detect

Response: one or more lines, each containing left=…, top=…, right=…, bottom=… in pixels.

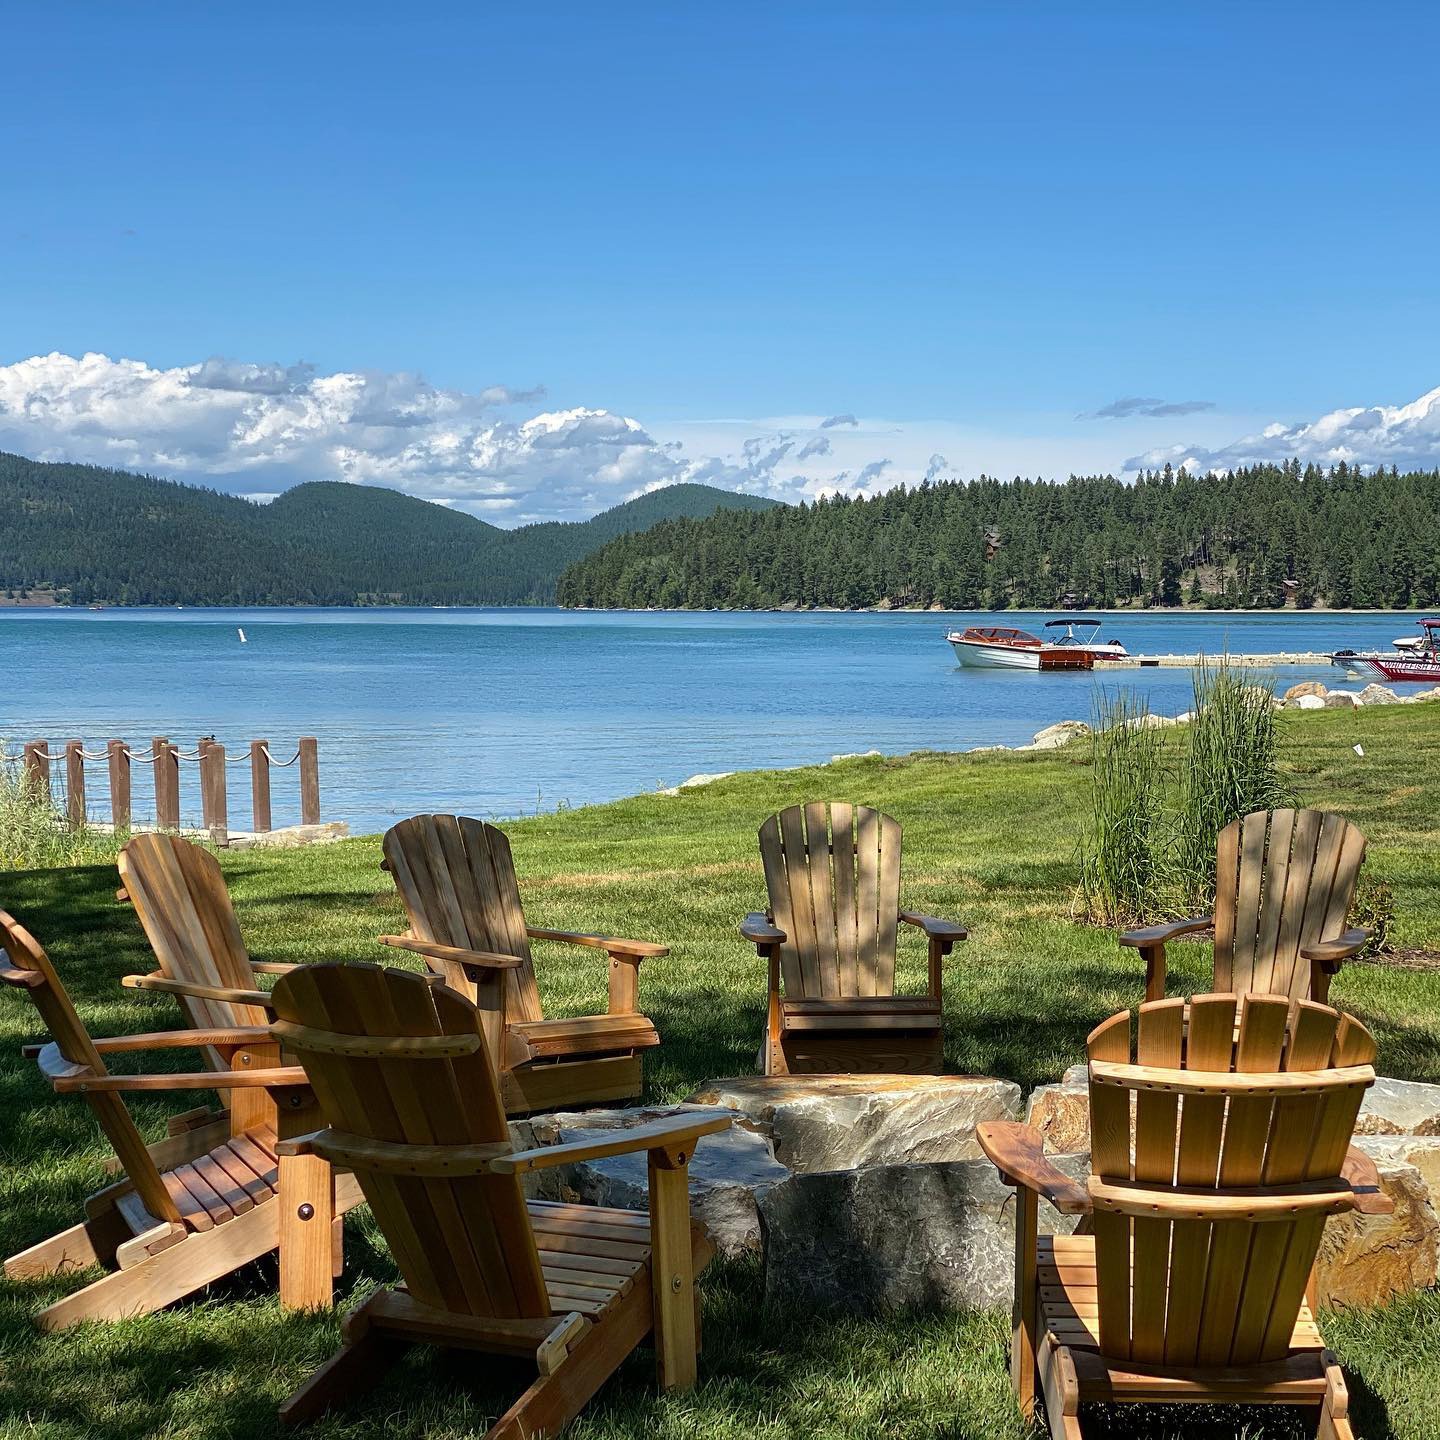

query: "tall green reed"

left=0, top=749, right=126, bottom=871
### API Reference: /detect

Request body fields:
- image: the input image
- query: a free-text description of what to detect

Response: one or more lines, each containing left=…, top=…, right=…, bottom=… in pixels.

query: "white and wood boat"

left=945, top=618, right=1128, bottom=671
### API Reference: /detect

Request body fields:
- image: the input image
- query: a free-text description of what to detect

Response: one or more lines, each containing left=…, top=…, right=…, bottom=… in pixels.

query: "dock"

left=1094, top=652, right=1332, bottom=669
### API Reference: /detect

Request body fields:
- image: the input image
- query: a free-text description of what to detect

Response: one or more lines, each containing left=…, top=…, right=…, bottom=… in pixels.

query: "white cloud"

left=0, top=352, right=931, bottom=522
left=1124, top=385, right=1440, bottom=475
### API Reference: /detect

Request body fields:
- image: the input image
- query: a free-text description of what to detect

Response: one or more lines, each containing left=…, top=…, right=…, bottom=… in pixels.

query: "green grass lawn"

left=1, top=704, right=1438, bottom=1438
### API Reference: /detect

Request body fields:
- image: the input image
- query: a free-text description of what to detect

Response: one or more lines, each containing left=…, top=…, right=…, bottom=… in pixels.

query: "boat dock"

left=1094, top=652, right=1331, bottom=669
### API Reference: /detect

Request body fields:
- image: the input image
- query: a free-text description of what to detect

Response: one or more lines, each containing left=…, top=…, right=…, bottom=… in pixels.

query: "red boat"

left=1331, top=618, right=1440, bottom=682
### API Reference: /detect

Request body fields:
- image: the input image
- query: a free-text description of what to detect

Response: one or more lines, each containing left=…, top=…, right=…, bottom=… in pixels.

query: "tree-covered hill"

left=0, top=455, right=778, bottom=605
left=556, top=463, right=1440, bottom=611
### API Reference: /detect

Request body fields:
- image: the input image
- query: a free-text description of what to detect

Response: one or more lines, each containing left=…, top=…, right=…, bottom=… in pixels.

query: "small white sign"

left=1353, top=744, right=1365, bottom=756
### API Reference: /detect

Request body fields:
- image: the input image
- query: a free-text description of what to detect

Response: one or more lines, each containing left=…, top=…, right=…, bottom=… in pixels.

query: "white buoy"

left=237, top=627, right=247, bottom=644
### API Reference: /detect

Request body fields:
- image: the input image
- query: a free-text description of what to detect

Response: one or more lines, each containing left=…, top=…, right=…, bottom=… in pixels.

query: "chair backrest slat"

left=271, top=963, right=548, bottom=1318
left=0, top=910, right=179, bottom=1224
left=1087, top=992, right=1375, bottom=1370
left=1212, top=809, right=1367, bottom=1000
left=759, top=804, right=904, bottom=1002
left=119, top=834, right=266, bottom=1033
left=383, top=817, right=544, bottom=1025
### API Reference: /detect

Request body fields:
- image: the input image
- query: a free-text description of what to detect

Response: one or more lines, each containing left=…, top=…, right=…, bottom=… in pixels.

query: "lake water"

left=2, top=608, right=1427, bottom=833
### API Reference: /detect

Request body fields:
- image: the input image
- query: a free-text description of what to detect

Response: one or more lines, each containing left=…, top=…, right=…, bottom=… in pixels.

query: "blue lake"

left=2, top=608, right=1428, bottom=833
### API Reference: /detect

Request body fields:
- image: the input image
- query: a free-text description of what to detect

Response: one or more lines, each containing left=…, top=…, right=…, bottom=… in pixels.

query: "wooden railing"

left=15, top=736, right=320, bottom=845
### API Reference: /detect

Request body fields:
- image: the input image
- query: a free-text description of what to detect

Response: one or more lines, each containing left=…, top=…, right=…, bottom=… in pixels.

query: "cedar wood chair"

left=117, top=832, right=301, bottom=1157
left=740, top=803, right=966, bottom=1074
left=271, top=962, right=727, bottom=1431
left=1120, top=809, right=1369, bottom=1005
left=0, top=909, right=360, bottom=1327
left=379, top=814, right=663, bottom=1114
left=979, top=992, right=1390, bottom=1439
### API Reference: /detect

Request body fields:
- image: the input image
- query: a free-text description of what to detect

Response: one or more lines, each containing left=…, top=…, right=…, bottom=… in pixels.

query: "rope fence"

left=5, top=735, right=321, bottom=844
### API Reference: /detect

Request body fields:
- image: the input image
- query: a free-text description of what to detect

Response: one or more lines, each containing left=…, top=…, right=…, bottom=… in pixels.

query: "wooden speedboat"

left=945, top=618, right=1127, bottom=670
left=1331, top=619, right=1440, bottom=682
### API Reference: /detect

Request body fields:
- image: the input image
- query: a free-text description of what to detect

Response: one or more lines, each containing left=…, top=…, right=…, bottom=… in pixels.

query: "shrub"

left=0, top=750, right=125, bottom=871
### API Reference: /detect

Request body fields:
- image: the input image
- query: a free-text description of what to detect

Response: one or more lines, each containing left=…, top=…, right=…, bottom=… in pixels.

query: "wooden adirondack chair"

left=740, top=802, right=966, bottom=1075
left=978, top=992, right=1391, bottom=1440
left=1120, top=809, right=1370, bottom=1005
left=379, top=815, right=663, bottom=1114
left=117, top=833, right=302, bottom=1156
left=0, top=909, right=360, bottom=1327
left=271, top=962, right=727, bottom=1432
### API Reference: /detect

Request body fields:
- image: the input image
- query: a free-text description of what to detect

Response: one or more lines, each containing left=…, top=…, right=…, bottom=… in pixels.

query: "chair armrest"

left=121, top=971, right=272, bottom=1009
left=740, top=912, right=786, bottom=946
left=249, top=961, right=300, bottom=975
left=50, top=1065, right=311, bottom=1094
left=491, top=1113, right=732, bottom=1174
left=378, top=935, right=524, bottom=969
left=1117, top=916, right=1213, bottom=948
left=976, top=1121, right=1091, bottom=1215
left=898, top=911, right=969, bottom=942
left=89, top=1027, right=275, bottom=1053
left=1342, top=1144, right=1393, bottom=1215
left=1301, top=929, right=1370, bottom=966
left=525, top=927, right=669, bottom=960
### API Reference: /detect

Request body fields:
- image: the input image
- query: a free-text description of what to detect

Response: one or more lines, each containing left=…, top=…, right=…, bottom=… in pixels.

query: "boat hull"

left=950, top=638, right=1042, bottom=669
left=1331, top=653, right=1440, bottom=683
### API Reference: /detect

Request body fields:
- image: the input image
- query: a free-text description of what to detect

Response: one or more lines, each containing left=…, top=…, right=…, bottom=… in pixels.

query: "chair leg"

left=35, top=1201, right=279, bottom=1330
left=1011, top=1187, right=1040, bottom=1420
left=4, top=1206, right=130, bottom=1280
left=280, top=1308, right=401, bottom=1427
left=648, top=1147, right=699, bottom=1391
left=487, top=1280, right=653, bottom=1440
left=1318, top=1354, right=1354, bottom=1440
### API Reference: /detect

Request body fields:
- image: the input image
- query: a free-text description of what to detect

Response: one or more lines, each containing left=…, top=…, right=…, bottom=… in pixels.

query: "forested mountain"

left=0, top=454, right=777, bottom=605
left=556, top=463, right=1440, bottom=611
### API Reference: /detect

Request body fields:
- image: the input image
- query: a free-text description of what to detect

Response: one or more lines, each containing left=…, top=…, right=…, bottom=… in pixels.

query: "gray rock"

left=760, top=1154, right=1088, bottom=1313
left=829, top=750, right=883, bottom=763
left=687, top=1074, right=1021, bottom=1174
left=1028, top=720, right=1091, bottom=750
left=1359, top=683, right=1401, bottom=706
left=1356, top=1076, right=1440, bottom=1136
left=1324, top=690, right=1361, bottom=709
left=968, top=744, right=1012, bottom=754
left=1318, top=1143, right=1440, bottom=1308
left=1411, top=686, right=1440, bottom=703
left=1291, top=693, right=1327, bottom=710
left=518, top=1104, right=790, bottom=1258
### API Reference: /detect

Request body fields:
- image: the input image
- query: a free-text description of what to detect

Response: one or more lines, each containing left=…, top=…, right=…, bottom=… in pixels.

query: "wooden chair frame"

left=1120, top=809, right=1369, bottom=1004
left=0, top=909, right=360, bottom=1327
left=379, top=814, right=665, bottom=1114
left=270, top=962, right=727, bottom=1433
left=117, top=832, right=306, bottom=1159
left=979, top=992, right=1391, bottom=1440
left=741, top=802, right=966, bottom=1075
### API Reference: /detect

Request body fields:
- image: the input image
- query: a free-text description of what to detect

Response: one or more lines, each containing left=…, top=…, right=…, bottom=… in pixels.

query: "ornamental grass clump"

left=1079, top=692, right=1173, bottom=927
left=0, top=748, right=124, bottom=871
left=1174, top=658, right=1296, bottom=912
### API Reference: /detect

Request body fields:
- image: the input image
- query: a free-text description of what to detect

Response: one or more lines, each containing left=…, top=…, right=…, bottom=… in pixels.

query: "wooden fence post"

left=200, top=740, right=228, bottom=846
left=153, top=737, right=180, bottom=830
left=64, top=741, right=85, bottom=828
left=22, top=742, right=49, bottom=801
left=250, top=740, right=272, bottom=833
left=108, top=740, right=131, bottom=830
left=298, top=736, right=320, bottom=825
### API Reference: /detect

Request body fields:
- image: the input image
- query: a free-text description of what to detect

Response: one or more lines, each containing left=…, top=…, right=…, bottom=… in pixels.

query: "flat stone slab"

left=759, top=1153, right=1088, bottom=1313
left=513, top=1104, right=789, bottom=1258
left=687, top=1073, right=1022, bottom=1173
left=1355, top=1077, right=1440, bottom=1136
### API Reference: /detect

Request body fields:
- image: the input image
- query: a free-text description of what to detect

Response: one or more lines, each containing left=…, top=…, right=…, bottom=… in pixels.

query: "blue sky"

left=3, top=2, right=1438, bottom=521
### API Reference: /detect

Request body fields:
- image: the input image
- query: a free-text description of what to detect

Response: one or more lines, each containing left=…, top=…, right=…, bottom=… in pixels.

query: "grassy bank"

left=1, top=703, right=1438, bottom=1438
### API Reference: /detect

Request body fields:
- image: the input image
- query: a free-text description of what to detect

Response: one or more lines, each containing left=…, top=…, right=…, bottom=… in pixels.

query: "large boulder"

left=1316, top=1141, right=1440, bottom=1308
left=1292, top=694, right=1326, bottom=711
left=1324, top=690, right=1361, bottom=709
left=1025, top=1064, right=1090, bottom=1153
left=1411, top=686, right=1440, bottom=703
left=1359, top=683, right=1401, bottom=706
left=687, top=1074, right=1022, bottom=1173
left=1028, top=720, right=1091, bottom=750
left=1285, top=680, right=1328, bottom=702
left=515, top=1104, right=790, bottom=1258
left=1356, top=1077, right=1440, bottom=1136
left=759, top=1153, right=1088, bottom=1313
